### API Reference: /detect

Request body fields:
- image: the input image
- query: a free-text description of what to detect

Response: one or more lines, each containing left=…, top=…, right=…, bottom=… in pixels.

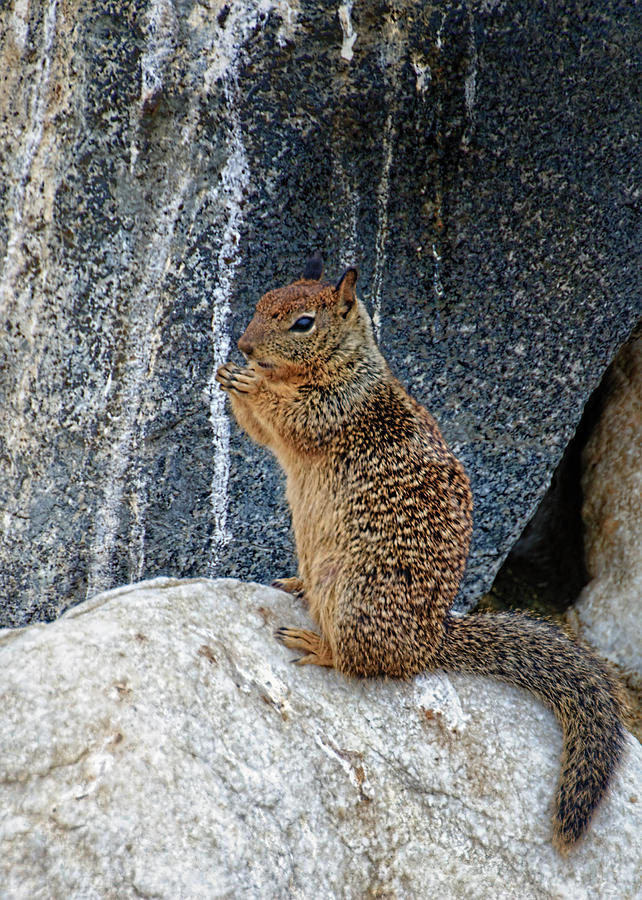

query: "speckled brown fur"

left=216, top=261, right=625, bottom=851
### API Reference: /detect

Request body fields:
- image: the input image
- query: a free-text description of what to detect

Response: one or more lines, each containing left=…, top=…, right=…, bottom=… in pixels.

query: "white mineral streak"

left=427, top=25, right=447, bottom=336
left=94, top=0, right=298, bottom=585
left=465, top=58, right=477, bottom=120
left=205, top=2, right=264, bottom=569
left=88, top=173, right=192, bottom=596
left=338, top=2, right=357, bottom=62
left=464, top=12, right=478, bottom=126
left=0, top=0, right=60, bottom=557
left=202, top=1, right=297, bottom=568
left=0, top=0, right=57, bottom=335
left=140, top=0, right=176, bottom=105
left=208, top=79, right=248, bottom=566
left=412, top=56, right=432, bottom=95
left=89, top=4, right=187, bottom=595
left=273, top=0, right=300, bottom=46
left=331, top=152, right=360, bottom=269
left=3, top=0, right=57, bottom=247
left=371, top=111, right=394, bottom=341
left=0, top=578, right=640, bottom=899
left=130, top=0, right=178, bottom=172
left=201, top=0, right=293, bottom=90
left=432, top=240, right=444, bottom=301
left=10, top=0, right=31, bottom=51
left=370, top=13, right=405, bottom=341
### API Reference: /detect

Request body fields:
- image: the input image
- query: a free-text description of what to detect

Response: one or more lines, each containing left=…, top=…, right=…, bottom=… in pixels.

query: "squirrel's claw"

left=272, top=577, right=305, bottom=598
left=274, top=626, right=296, bottom=646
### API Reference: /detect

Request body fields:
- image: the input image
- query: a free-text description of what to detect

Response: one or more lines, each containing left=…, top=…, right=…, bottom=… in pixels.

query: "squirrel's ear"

left=335, top=267, right=358, bottom=317
left=303, top=252, right=324, bottom=281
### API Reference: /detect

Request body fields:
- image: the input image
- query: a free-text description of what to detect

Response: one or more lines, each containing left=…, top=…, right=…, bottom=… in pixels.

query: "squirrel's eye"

left=289, top=315, right=315, bottom=333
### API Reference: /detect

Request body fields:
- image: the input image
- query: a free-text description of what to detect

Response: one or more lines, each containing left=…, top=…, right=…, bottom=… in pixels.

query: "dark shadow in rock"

left=487, top=319, right=642, bottom=615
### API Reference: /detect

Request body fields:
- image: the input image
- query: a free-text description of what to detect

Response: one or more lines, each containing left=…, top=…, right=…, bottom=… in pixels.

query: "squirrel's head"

left=237, top=255, right=377, bottom=380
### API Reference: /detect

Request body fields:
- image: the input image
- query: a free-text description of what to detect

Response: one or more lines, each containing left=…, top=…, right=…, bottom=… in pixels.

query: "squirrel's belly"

left=286, top=467, right=345, bottom=623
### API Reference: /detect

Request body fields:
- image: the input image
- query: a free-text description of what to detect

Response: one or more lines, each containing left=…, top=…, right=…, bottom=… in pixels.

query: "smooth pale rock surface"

left=574, top=331, right=642, bottom=686
left=1, top=1, right=641, bottom=625
left=1, top=578, right=640, bottom=900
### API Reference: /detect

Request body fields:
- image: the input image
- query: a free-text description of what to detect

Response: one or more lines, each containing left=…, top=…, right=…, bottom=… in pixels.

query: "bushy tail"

left=435, top=611, right=625, bottom=851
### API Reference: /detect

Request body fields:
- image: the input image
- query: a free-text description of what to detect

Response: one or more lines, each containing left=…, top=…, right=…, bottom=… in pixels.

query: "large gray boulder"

left=0, top=1, right=640, bottom=624
left=1, top=578, right=640, bottom=899
left=572, top=328, right=642, bottom=686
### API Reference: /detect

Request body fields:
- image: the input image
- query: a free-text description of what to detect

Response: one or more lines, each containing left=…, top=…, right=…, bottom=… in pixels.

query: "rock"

left=0, top=1, right=641, bottom=625
left=0, top=578, right=640, bottom=899
left=573, top=329, right=642, bottom=686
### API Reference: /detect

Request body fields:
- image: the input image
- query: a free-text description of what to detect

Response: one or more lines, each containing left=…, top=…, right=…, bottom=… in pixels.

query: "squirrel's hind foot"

left=272, top=576, right=305, bottom=599
left=274, top=626, right=334, bottom=668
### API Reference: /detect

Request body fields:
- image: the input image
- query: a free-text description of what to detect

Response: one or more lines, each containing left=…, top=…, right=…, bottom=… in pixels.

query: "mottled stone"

left=0, top=578, right=640, bottom=899
left=0, top=1, right=640, bottom=625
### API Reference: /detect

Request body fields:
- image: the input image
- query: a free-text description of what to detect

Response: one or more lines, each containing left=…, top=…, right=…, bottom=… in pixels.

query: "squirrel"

left=216, top=254, right=625, bottom=852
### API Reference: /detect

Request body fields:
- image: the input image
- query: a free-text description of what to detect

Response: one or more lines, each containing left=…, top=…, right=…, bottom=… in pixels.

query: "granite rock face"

left=573, top=328, right=642, bottom=687
left=1, top=578, right=641, bottom=899
left=0, top=1, right=641, bottom=624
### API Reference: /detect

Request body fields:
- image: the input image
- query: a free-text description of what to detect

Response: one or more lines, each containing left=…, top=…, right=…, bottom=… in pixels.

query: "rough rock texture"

left=572, top=329, right=642, bottom=687
left=1, top=578, right=641, bottom=899
left=0, top=1, right=641, bottom=625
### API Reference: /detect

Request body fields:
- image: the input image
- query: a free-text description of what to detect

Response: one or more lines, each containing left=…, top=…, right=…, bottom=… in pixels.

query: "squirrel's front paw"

left=216, top=362, right=260, bottom=395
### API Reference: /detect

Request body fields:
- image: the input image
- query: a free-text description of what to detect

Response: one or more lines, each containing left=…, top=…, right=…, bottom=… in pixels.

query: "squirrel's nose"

left=238, top=333, right=254, bottom=357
